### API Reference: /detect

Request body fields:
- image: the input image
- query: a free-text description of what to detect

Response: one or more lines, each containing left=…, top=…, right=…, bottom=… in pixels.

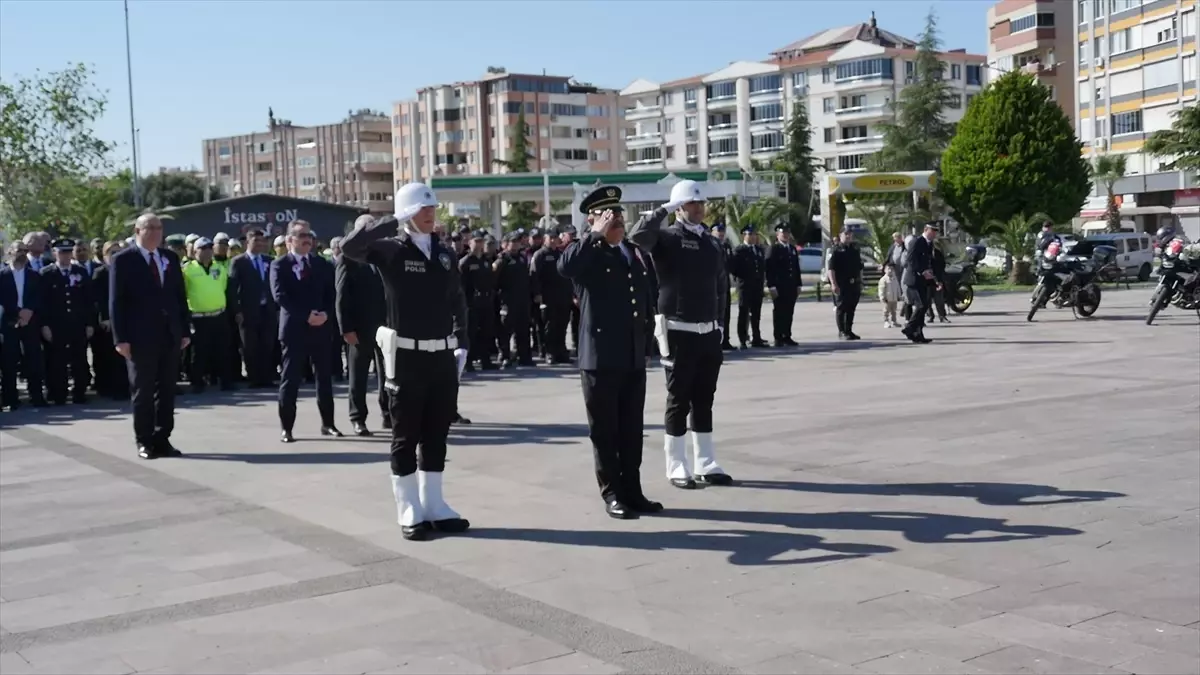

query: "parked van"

left=1085, top=231, right=1155, bottom=281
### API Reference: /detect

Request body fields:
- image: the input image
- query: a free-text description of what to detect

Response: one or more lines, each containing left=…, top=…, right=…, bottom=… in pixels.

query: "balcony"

left=623, top=105, right=662, bottom=121
left=626, top=157, right=665, bottom=169
left=835, top=134, right=884, bottom=147
left=748, top=87, right=784, bottom=103
left=706, top=122, right=738, bottom=138
left=834, top=74, right=894, bottom=93
left=624, top=131, right=662, bottom=148
left=834, top=103, right=891, bottom=122
left=706, top=95, right=737, bottom=111
left=748, top=116, right=784, bottom=130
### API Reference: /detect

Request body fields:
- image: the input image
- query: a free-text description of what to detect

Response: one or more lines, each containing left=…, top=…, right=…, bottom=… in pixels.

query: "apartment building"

left=988, top=0, right=1077, bottom=120
left=201, top=109, right=394, bottom=215
left=391, top=69, right=626, bottom=187
left=619, top=14, right=986, bottom=176
left=1075, top=0, right=1197, bottom=232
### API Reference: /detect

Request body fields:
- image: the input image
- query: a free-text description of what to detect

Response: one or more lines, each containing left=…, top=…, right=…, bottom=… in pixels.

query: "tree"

left=61, top=180, right=141, bottom=242
left=987, top=211, right=1050, bottom=284
left=137, top=170, right=223, bottom=210
left=867, top=9, right=956, bottom=174
left=1091, top=154, right=1127, bottom=233
left=1143, top=103, right=1200, bottom=180
left=774, top=101, right=818, bottom=237
left=0, top=63, right=115, bottom=235
left=939, top=71, right=1090, bottom=236
left=492, top=109, right=537, bottom=232
left=850, top=201, right=903, bottom=262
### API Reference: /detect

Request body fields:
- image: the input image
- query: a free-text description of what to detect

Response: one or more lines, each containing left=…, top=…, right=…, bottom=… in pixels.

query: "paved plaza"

left=1, top=289, right=1198, bottom=675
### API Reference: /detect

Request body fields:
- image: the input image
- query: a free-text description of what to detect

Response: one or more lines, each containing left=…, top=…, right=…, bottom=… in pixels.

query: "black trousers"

left=544, top=301, right=571, bottom=360
left=240, top=308, right=277, bottom=386
left=1, top=323, right=44, bottom=405
left=44, top=327, right=90, bottom=402
left=127, top=331, right=181, bottom=446
left=570, top=303, right=580, bottom=351
left=278, top=327, right=335, bottom=431
left=581, top=368, right=648, bottom=504
left=388, top=349, right=457, bottom=476
left=347, top=337, right=388, bottom=425
left=190, top=315, right=232, bottom=388
left=722, top=285, right=732, bottom=344
left=93, top=327, right=128, bottom=398
left=926, top=285, right=947, bottom=320
left=467, top=297, right=495, bottom=363
left=736, top=293, right=764, bottom=345
left=499, top=310, right=533, bottom=363
left=663, top=329, right=723, bottom=437
left=773, top=287, right=798, bottom=341
left=903, top=284, right=930, bottom=336
left=834, top=286, right=861, bottom=335
left=531, top=304, right=546, bottom=357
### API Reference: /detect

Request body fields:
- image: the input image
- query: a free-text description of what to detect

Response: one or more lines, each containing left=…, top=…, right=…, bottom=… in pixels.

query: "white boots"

left=391, top=471, right=469, bottom=540
left=663, top=432, right=733, bottom=489
left=419, top=470, right=461, bottom=522
left=664, top=435, right=691, bottom=488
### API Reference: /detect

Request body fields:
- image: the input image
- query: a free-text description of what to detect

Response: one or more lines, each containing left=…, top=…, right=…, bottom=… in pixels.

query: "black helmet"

left=1154, top=224, right=1177, bottom=246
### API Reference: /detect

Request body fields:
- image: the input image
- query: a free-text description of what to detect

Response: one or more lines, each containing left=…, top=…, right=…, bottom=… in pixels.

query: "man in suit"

left=901, top=223, right=937, bottom=344
left=40, top=239, right=96, bottom=405
left=335, top=217, right=390, bottom=437
left=270, top=220, right=341, bottom=442
left=110, top=213, right=191, bottom=459
left=559, top=186, right=661, bottom=520
left=0, top=241, right=48, bottom=409
left=730, top=226, right=768, bottom=349
left=764, top=224, right=801, bottom=347
left=228, top=228, right=278, bottom=388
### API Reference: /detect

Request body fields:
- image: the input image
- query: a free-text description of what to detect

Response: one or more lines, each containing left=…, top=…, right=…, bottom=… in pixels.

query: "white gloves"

left=660, top=200, right=688, bottom=213
left=454, top=348, right=467, bottom=378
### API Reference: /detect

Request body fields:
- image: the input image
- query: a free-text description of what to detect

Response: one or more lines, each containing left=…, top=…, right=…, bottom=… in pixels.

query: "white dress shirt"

left=11, top=265, right=26, bottom=308
left=405, top=225, right=433, bottom=259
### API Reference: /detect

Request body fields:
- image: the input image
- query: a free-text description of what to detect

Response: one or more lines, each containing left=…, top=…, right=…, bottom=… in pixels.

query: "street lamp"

left=123, top=0, right=140, bottom=207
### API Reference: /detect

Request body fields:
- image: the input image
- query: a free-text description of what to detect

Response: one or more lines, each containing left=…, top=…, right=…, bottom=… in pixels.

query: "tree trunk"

left=1105, top=190, right=1122, bottom=233
left=1009, top=259, right=1034, bottom=285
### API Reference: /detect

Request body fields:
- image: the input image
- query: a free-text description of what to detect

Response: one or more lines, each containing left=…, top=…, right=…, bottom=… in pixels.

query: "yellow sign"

left=927, top=173, right=938, bottom=191
left=852, top=174, right=916, bottom=191
left=828, top=177, right=840, bottom=193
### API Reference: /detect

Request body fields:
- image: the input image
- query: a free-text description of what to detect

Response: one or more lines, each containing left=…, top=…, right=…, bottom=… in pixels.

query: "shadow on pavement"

left=185, top=450, right=387, bottom=464
left=736, top=480, right=1126, bottom=506
left=449, top=422, right=590, bottom=446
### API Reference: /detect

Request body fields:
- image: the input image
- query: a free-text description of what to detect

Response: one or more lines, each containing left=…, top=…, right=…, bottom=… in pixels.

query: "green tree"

left=62, top=180, right=141, bottom=242
left=987, top=211, right=1050, bottom=284
left=849, top=201, right=902, bottom=262
left=0, top=63, right=115, bottom=235
left=1143, top=103, right=1200, bottom=180
left=867, top=9, right=956, bottom=174
left=492, top=110, right=537, bottom=231
left=137, top=170, right=223, bottom=210
left=775, top=101, right=818, bottom=236
left=1090, top=154, right=1128, bottom=233
left=939, top=71, right=1089, bottom=235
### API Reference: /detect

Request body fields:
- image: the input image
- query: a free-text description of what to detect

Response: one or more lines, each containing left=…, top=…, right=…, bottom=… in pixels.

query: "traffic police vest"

left=182, top=260, right=228, bottom=314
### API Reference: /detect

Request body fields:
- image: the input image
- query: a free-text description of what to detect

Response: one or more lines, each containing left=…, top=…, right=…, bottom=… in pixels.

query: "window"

left=708, top=112, right=735, bottom=129
left=1148, top=16, right=1178, bottom=44
left=948, top=94, right=963, bottom=109
left=592, top=149, right=609, bottom=162
left=218, top=165, right=230, bottom=176
left=838, top=154, right=867, bottom=171
left=823, top=128, right=834, bottom=143
left=686, top=143, right=698, bottom=158
left=821, top=67, right=831, bottom=83
left=835, top=58, right=894, bottom=81
left=750, top=103, right=784, bottom=122
left=841, top=125, right=867, bottom=141
left=838, top=94, right=866, bottom=110
left=1109, top=27, right=1138, bottom=54
left=437, top=130, right=465, bottom=143
left=751, top=132, right=784, bottom=152
left=664, top=118, right=676, bottom=133
left=1110, top=0, right=1142, bottom=12
left=297, top=156, right=317, bottom=168
left=951, top=64, right=962, bottom=80
left=685, top=115, right=697, bottom=130
left=1112, top=110, right=1143, bottom=135
left=301, top=176, right=317, bottom=187
left=966, top=64, right=982, bottom=85
left=503, top=101, right=523, bottom=114
left=552, top=149, right=589, bottom=161
left=1010, top=12, right=1054, bottom=33
left=218, top=145, right=231, bottom=158
left=1094, top=117, right=1108, bottom=138
left=627, top=147, right=662, bottom=164
left=550, top=125, right=572, bottom=139
left=792, top=71, right=808, bottom=90
left=708, top=137, right=738, bottom=156
left=256, top=141, right=273, bottom=154
left=748, top=74, right=783, bottom=93
left=665, top=146, right=675, bottom=159
left=256, top=161, right=272, bottom=172
left=822, top=97, right=835, bottom=113
left=255, top=179, right=274, bottom=191
left=706, top=81, right=736, bottom=100
left=434, top=108, right=462, bottom=123
left=684, top=88, right=697, bottom=110
left=905, top=61, right=915, bottom=81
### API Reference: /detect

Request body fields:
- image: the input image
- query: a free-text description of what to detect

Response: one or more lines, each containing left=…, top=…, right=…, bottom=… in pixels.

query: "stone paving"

left=1, top=288, right=1198, bottom=675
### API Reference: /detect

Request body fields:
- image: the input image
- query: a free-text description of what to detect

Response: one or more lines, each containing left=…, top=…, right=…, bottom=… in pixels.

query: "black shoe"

left=72, top=395, right=89, bottom=405
left=320, top=425, right=344, bottom=438
left=381, top=417, right=393, bottom=430
left=846, top=332, right=861, bottom=341
left=739, top=343, right=749, bottom=350
left=628, top=496, right=664, bottom=513
left=517, top=360, right=537, bottom=367
left=606, top=501, right=637, bottom=520
left=751, top=340, right=769, bottom=348
left=352, top=422, right=372, bottom=437
left=500, top=359, right=514, bottom=369
left=838, top=332, right=849, bottom=340
left=670, top=477, right=698, bottom=490
left=401, top=521, right=434, bottom=541
left=783, top=338, right=799, bottom=346
left=453, top=413, right=472, bottom=425
left=696, top=472, right=734, bottom=486
left=939, top=316, right=950, bottom=323
left=480, top=361, right=500, bottom=371
left=30, top=398, right=48, bottom=407
left=280, top=430, right=295, bottom=443
left=157, top=440, right=183, bottom=458
left=721, top=342, right=735, bottom=351
left=137, top=443, right=158, bottom=460
left=432, top=517, right=471, bottom=533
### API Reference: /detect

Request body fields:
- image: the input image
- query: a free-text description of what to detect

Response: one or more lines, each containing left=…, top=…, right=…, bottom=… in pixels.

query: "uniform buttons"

left=627, top=273, right=632, bottom=279
left=633, top=311, right=639, bottom=317
left=629, top=286, right=635, bottom=292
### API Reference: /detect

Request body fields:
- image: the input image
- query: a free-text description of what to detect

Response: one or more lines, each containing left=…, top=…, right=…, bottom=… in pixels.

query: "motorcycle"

left=1028, top=241, right=1115, bottom=322
left=944, top=244, right=985, bottom=314
left=1146, top=239, right=1200, bottom=325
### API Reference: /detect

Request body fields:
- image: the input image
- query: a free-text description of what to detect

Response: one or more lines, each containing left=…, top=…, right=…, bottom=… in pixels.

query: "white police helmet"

left=662, top=180, right=706, bottom=211
left=395, top=182, right=439, bottom=221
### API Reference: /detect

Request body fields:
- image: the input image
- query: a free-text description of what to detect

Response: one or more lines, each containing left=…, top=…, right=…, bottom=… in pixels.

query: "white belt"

left=666, top=319, right=719, bottom=334
left=397, top=335, right=458, bottom=352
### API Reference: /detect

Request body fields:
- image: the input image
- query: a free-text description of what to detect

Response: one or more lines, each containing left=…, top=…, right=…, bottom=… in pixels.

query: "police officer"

left=827, top=228, right=864, bottom=340
left=902, top=223, right=937, bottom=344
left=341, top=182, right=470, bottom=541
left=731, top=225, right=768, bottom=348
left=494, top=232, right=535, bottom=368
left=459, top=232, right=497, bottom=371
left=559, top=185, right=660, bottom=518
left=630, top=179, right=733, bottom=490
left=712, top=222, right=736, bottom=351
left=764, top=224, right=801, bottom=347
left=181, top=238, right=233, bottom=391
left=40, top=239, right=95, bottom=404
left=531, top=228, right=573, bottom=364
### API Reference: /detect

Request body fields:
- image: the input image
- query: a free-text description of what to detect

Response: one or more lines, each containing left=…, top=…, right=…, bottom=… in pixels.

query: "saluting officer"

left=341, top=182, right=470, bottom=542
left=827, top=227, right=865, bottom=340
left=40, top=239, right=95, bottom=404
left=712, top=223, right=736, bottom=351
left=764, top=224, right=801, bottom=347
left=459, top=232, right=498, bottom=371
left=494, top=231, right=536, bottom=368
left=731, top=225, right=768, bottom=348
left=629, top=179, right=734, bottom=490
left=559, top=186, right=660, bottom=519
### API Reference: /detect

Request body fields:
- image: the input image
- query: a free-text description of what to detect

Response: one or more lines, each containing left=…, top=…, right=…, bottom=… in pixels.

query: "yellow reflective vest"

left=182, top=260, right=228, bottom=314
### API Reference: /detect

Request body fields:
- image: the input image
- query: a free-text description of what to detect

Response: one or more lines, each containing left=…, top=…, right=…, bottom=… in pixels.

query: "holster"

left=653, top=314, right=671, bottom=363
left=375, top=326, right=400, bottom=393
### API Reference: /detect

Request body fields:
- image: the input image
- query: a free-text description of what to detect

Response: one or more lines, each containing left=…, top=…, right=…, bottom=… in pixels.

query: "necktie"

left=300, top=256, right=310, bottom=280
left=150, top=253, right=162, bottom=286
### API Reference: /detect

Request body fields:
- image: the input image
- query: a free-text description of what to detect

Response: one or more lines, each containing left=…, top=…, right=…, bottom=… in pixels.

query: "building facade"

left=201, top=110, right=394, bottom=215
left=391, top=70, right=627, bottom=190
left=618, top=15, right=987, bottom=175
left=1074, top=0, right=1197, bottom=234
left=988, top=0, right=1077, bottom=120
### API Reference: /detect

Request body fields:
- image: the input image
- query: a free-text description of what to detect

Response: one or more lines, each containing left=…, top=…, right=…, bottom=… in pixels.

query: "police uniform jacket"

left=494, top=252, right=532, bottom=315
left=765, top=242, right=801, bottom=291
left=339, top=216, right=468, bottom=349
left=459, top=254, right=495, bottom=304
left=828, top=243, right=865, bottom=292
left=902, top=236, right=934, bottom=288
left=530, top=245, right=572, bottom=305
left=730, top=244, right=766, bottom=297
left=39, top=263, right=96, bottom=333
left=557, top=233, right=653, bottom=371
left=628, top=208, right=726, bottom=324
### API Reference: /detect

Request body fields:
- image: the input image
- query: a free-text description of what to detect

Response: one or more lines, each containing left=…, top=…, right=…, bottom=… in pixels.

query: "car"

left=1085, top=232, right=1155, bottom=281
left=798, top=246, right=824, bottom=273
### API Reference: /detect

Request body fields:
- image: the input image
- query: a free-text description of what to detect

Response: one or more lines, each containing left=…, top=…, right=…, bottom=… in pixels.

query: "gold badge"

left=606, top=188, right=616, bottom=197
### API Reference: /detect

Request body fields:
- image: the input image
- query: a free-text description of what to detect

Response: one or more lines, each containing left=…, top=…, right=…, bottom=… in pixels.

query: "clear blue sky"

left=0, top=0, right=990, bottom=173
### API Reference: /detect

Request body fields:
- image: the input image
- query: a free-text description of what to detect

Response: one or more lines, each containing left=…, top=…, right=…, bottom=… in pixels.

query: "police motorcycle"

left=1027, top=240, right=1115, bottom=322
left=944, top=244, right=986, bottom=314
left=1146, top=237, right=1200, bottom=325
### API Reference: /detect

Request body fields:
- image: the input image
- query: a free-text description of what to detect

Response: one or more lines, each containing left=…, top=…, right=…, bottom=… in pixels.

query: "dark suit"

left=89, top=264, right=128, bottom=398
left=0, top=265, right=46, bottom=406
left=764, top=242, right=801, bottom=344
left=109, top=246, right=190, bottom=447
left=39, top=263, right=96, bottom=402
left=335, top=255, right=388, bottom=426
left=558, top=233, right=654, bottom=505
left=270, top=252, right=336, bottom=431
left=902, top=235, right=934, bottom=337
left=227, top=252, right=278, bottom=386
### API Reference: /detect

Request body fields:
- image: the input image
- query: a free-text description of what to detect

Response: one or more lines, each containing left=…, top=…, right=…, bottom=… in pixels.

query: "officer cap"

left=775, top=224, right=789, bottom=233
left=52, top=238, right=76, bottom=251
left=529, top=228, right=541, bottom=237
left=579, top=185, right=623, bottom=214
left=273, top=235, right=286, bottom=247
left=471, top=229, right=487, bottom=241
left=923, top=221, right=940, bottom=232
left=213, top=232, right=230, bottom=243
left=185, top=233, right=200, bottom=244
left=503, top=231, right=520, bottom=243
left=166, top=234, right=187, bottom=246
left=712, top=222, right=726, bottom=232
left=741, top=225, right=755, bottom=235
left=194, top=237, right=214, bottom=249
left=515, top=228, right=526, bottom=237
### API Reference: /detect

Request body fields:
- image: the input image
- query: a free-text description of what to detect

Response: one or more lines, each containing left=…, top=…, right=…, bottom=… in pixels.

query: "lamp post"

left=124, top=0, right=141, bottom=208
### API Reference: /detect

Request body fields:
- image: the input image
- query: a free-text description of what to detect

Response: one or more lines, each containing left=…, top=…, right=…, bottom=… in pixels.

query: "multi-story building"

left=619, top=13, right=987, bottom=175
left=988, top=0, right=1077, bottom=120
left=391, top=69, right=626, bottom=187
left=201, top=109, right=394, bottom=215
left=1074, top=0, right=1197, bottom=233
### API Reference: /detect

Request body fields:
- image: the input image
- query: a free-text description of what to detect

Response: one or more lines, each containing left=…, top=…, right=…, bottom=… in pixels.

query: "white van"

left=1085, top=231, right=1155, bottom=281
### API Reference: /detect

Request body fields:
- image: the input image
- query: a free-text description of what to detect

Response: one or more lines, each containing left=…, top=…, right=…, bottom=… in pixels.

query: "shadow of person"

left=464, top=527, right=895, bottom=567
left=737, top=480, right=1126, bottom=506
left=448, top=422, right=591, bottom=447
left=657, top=509, right=1084, bottom=545
left=184, top=451, right=387, bottom=465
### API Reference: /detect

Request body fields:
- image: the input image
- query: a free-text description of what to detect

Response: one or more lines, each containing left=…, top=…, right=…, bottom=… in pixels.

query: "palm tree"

left=1143, top=103, right=1200, bottom=180
left=849, top=201, right=902, bottom=262
left=1091, top=154, right=1127, bottom=233
left=986, top=211, right=1051, bottom=284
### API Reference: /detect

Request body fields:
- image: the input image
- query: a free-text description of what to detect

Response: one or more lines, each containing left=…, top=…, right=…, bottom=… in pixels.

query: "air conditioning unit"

left=1093, top=138, right=1108, bottom=150
left=1094, top=57, right=1105, bottom=68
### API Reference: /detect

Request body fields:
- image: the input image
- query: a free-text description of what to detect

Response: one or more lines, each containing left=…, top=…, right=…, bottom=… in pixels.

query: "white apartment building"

left=619, top=15, right=987, bottom=178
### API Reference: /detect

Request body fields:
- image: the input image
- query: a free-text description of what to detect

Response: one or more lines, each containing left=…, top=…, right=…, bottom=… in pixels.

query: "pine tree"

left=492, top=109, right=538, bottom=231
left=778, top=101, right=816, bottom=227
left=868, top=9, right=956, bottom=173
